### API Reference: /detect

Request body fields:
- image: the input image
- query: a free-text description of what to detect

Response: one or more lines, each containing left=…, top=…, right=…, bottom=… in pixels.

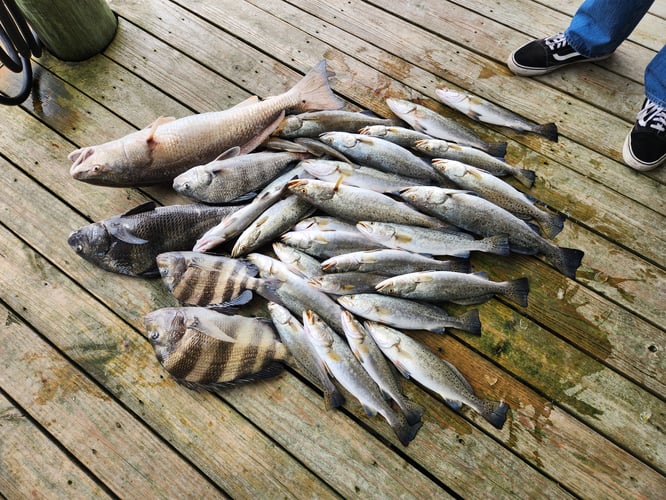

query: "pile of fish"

left=67, top=60, right=583, bottom=446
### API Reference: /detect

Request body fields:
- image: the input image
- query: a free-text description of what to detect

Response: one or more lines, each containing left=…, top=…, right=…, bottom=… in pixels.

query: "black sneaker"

left=508, top=33, right=611, bottom=76
left=622, top=98, right=666, bottom=171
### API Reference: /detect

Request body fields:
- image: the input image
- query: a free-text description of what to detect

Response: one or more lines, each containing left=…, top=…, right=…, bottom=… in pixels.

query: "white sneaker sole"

left=622, top=133, right=665, bottom=171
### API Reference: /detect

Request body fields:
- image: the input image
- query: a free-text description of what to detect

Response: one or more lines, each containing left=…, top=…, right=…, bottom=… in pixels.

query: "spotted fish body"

left=274, top=110, right=394, bottom=138
left=365, top=321, right=509, bottom=430
left=69, top=60, right=343, bottom=186
left=67, top=202, right=241, bottom=277
left=156, top=251, right=279, bottom=307
left=303, top=310, right=422, bottom=446
left=386, top=98, right=507, bottom=157
left=435, top=88, right=558, bottom=141
left=267, top=302, right=344, bottom=410
left=145, top=307, right=289, bottom=389
left=320, top=249, right=471, bottom=275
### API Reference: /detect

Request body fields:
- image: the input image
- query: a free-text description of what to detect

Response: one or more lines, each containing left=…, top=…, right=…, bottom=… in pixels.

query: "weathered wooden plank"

left=0, top=307, right=223, bottom=497
left=0, top=390, right=108, bottom=498
left=424, top=0, right=657, bottom=85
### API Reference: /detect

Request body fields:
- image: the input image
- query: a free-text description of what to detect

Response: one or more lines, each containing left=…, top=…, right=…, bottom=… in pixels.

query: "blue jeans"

left=564, top=0, right=665, bottom=107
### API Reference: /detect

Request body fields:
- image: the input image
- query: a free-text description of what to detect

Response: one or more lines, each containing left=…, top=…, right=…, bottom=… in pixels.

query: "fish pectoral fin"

left=393, top=359, right=411, bottom=379
left=239, top=110, right=287, bottom=155
left=212, top=146, right=242, bottom=163
left=107, top=223, right=149, bottom=245
left=120, top=201, right=157, bottom=217
left=145, top=116, right=175, bottom=142
left=361, top=403, right=378, bottom=418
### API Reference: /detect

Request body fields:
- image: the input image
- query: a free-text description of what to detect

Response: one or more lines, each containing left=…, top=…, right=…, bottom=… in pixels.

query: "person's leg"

left=623, top=47, right=666, bottom=171
left=565, top=0, right=655, bottom=57
left=508, top=0, right=654, bottom=76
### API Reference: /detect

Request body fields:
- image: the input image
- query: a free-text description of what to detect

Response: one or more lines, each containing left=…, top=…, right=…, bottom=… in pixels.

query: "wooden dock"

left=1, top=0, right=664, bottom=497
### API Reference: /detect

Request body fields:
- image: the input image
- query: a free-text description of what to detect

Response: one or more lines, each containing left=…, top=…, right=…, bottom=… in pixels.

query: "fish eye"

left=92, top=165, right=101, bottom=173
left=76, top=244, right=83, bottom=253
left=150, top=331, right=160, bottom=340
left=182, top=182, right=190, bottom=191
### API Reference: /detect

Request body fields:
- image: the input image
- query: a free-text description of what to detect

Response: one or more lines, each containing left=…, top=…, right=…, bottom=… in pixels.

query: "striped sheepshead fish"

left=145, top=307, right=290, bottom=389
left=156, top=251, right=280, bottom=308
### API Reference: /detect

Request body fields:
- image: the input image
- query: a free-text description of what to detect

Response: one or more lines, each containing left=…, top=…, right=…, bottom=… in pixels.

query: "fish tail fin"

left=514, top=168, right=536, bottom=188
left=482, top=400, right=510, bottom=430
left=483, top=234, right=511, bottom=256
left=448, top=259, right=472, bottom=273
left=290, top=60, right=344, bottom=112
left=323, top=386, right=345, bottom=410
left=504, top=277, right=530, bottom=307
left=537, top=122, right=559, bottom=142
left=554, top=247, right=585, bottom=279
left=399, top=398, right=425, bottom=426
left=485, top=141, right=507, bottom=157
left=537, top=211, right=566, bottom=239
left=456, top=308, right=482, bottom=335
left=392, top=416, right=423, bottom=447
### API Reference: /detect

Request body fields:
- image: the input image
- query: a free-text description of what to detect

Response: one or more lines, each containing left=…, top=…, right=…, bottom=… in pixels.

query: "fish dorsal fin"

left=392, top=358, right=411, bottom=379
left=230, top=95, right=260, bottom=110
left=212, top=146, right=242, bottom=163
left=107, top=223, right=149, bottom=245
left=145, top=116, right=176, bottom=142
left=121, top=201, right=157, bottom=217
left=442, top=360, right=474, bottom=394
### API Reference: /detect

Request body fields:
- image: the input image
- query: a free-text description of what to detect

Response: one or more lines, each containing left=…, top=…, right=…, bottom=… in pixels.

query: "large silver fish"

left=230, top=195, right=315, bottom=257
left=320, top=249, right=471, bottom=275
left=309, top=271, right=386, bottom=295
left=400, top=187, right=584, bottom=278
left=318, top=132, right=442, bottom=181
left=338, top=293, right=481, bottom=335
left=302, top=159, right=428, bottom=193
left=386, top=98, right=507, bottom=157
left=173, top=149, right=306, bottom=203
left=375, top=271, right=530, bottom=307
left=365, top=321, right=509, bottom=429
left=280, top=228, right=384, bottom=259
left=303, top=310, right=422, bottom=446
left=433, top=160, right=564, bottom=238
left=145, top=307, right=289, bottom=389
left=69, top=60, right=342, bottom=186
left=359, top=125, right=432, bottom=148
left=274, top=110, right=394, bottom=138
left=356, top=221, right=509, bottom=258
left=287, top=178, right=447, bottom=229
left=340, top=311, right=424, bottom=425
left=67, top=201, right=240, bottom=277
left=267, top=302, right=344, bottom=410
left=156, top=251, right=279, bottom=307
left=435, top=88, right=558, bottom=141
left=414, top=139, right=535, bottom=188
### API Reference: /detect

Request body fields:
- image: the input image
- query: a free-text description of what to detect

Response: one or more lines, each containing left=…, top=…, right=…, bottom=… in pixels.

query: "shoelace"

left=638, top=99, right=666, bottom=133
left=544, top=33, right=568, bottom=51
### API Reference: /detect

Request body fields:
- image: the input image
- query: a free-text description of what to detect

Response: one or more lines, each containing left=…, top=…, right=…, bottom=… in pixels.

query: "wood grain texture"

left=1, top=0, right=664, bottom=497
